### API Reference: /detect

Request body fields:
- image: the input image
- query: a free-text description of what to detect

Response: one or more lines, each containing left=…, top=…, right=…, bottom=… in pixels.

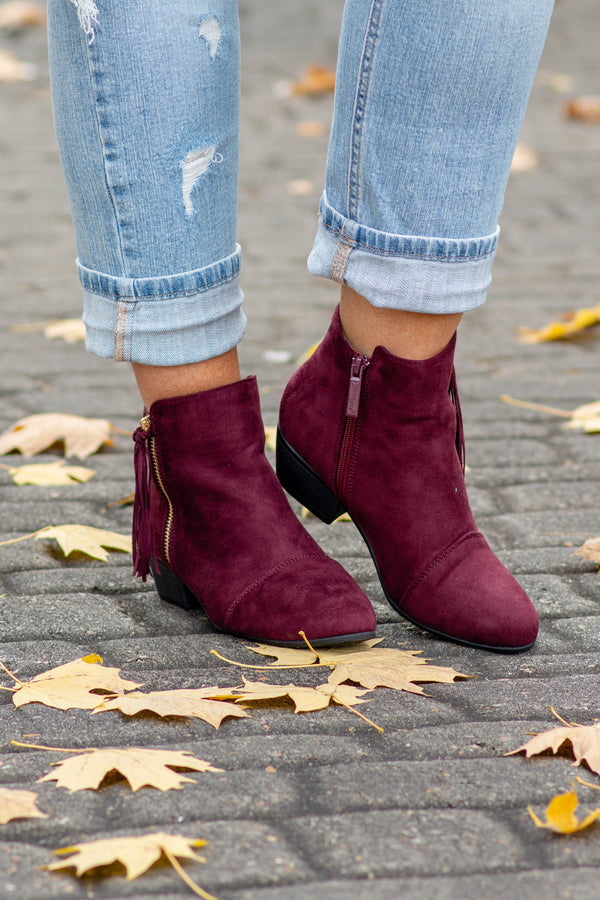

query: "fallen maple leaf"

left=264, top=426, right=277, bottom=452
left=511, top=142, right=539, bottom=173
left=43, top=318, right=86, bottom=343
left=0, top=787, right=47, bottom=823
left=45, top=832, right=215, bottom=899
left=507, top=722, right=600, bottom=775
left=4, top=461, right=96, bottom=486
left=0, top=1, right=46, bottom=28
left=2, top=655, right=142, bottom=711
left=517, top=303, right=600, bottom=343
left=528, top=790, right=600, bottom=834
left=564, top=400, right=600, bottom=434
left=0, top=412, right=114, bottom=458
left=38, top=747, right=223, bottom=792
left=35, top=524, right=132, bottom=561
left=291, top=64, right=336, bottom=96
left=241, top=638, right=467, bottom=696
left=0, top=47, right=35, bottom=82
left=93, top=688, right=249, bottom=729
left=574, top=537, right=600, bottom=566
left=565, top=96, right=600, bottom=123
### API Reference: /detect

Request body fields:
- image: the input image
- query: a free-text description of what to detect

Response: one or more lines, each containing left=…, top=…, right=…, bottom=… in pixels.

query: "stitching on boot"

left=223, top=554, right=329, bottom=628
left=400, top=531, right=483, bottom=606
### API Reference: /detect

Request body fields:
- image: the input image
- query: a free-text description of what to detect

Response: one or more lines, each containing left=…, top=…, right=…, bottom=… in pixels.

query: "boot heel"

left=276, top=427, right=346, bottom=524
left=152, top=559, right=199, bottom=611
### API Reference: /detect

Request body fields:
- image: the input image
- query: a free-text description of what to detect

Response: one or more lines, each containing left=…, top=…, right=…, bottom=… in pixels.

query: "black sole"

left=151, top=558, right=376, bottom=648
left=276, top=427, right=535, bottom=655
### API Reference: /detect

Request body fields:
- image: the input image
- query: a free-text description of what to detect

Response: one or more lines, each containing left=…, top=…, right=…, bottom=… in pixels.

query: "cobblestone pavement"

left=1, top=2, right=600, bottom=898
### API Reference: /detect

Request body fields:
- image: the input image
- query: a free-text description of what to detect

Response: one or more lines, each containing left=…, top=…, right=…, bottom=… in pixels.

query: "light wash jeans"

left=47, top=0, right=553, bottom=366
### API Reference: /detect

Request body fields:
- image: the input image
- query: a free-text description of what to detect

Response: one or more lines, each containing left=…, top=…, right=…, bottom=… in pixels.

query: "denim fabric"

left=309, top=0, right=554, bottom=312
left=47, top=0, right=244, bottom=364
left=48, top=0, right=552, bottom=364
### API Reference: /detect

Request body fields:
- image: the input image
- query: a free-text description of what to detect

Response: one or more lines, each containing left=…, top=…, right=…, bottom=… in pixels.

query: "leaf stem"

left=11, top=739, right=88, bottom=753
left=500, top=395, right=573, bottom=419
left=334, top=698, right=384, bottom=733
left=0, top=660, right=25, bottom=686
left=550, top=706, right=581, bottom=728
left=0, top=528, right=46, bottom=547
left=209, top=649, right=316, bottom=670
left=163, top=847, right=217, bottom=900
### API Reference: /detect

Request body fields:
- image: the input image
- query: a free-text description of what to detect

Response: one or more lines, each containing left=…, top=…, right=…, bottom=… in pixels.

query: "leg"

left=278, top=0, right=554, bottom=651
left=47, top=0, right=376, bottom=645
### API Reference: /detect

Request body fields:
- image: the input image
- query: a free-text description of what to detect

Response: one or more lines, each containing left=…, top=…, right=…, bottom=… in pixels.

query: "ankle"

left=132, top=347, right=241, bottom=408
left=339, top=286, right=461, bottom=360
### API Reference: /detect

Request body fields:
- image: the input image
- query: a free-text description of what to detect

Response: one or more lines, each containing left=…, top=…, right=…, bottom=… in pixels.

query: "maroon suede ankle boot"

left=277, top=307, right=538, bottom=652
left=131, top=375, right=376, bottom=646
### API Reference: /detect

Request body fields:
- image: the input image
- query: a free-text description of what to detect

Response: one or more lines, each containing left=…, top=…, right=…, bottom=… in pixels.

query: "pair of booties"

left=132, top=306, right=538, bottom=651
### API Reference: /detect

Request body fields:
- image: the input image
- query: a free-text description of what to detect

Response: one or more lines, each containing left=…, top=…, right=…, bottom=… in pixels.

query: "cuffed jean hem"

left=78, top=245, right=246, bottom=366
left=307, top=194, right=499, bottom=314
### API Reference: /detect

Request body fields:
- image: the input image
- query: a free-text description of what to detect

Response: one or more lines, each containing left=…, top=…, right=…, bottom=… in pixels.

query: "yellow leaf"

left=7, top=461, right=96, bottom=486
left=35, top=524, right=132, bottom=560
left=264, top=426, right=277, bottom=452
left=507, top=723, right=600, bottom=775
left=93, top=688, right=249, bottom=729
left=0, top=2, right=46, bottom=29
left=247, top=643, right=319, bottom=666
left=565, top=95, right=600, bottom=123
left=528, top=791, right=600, bottom=834
left=232, top=676, right=371, bottom=714
left=38, top=747, right=223, bottom=792
left=43, top=318, right=86, bottom=343
left=45, top=832, right=215, bottom=899
left=517, top=304, right=600, bottom=343
left=301, top=505, right=352, bottom=522
left=511, top=142, right=539, bottom=173
left=574, top=537, right=600, bottom=566
left=8, top=656, right=142, bottom=711
left=295, top=342, right=319, bottom=367
left=0, top=787, right=47, bottom=823
left=0, top=47, right=34, bottom=82
left=564, top=400, right=600, bottom=434
left=0, top=412, right=114, bottom=458
left=247, top=639, right=467, bottom=696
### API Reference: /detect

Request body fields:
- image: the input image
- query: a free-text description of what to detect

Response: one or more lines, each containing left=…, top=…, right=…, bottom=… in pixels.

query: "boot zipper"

left=140, top=415, right=174, bottom=564
left=335, top=355, right=369, bottom=505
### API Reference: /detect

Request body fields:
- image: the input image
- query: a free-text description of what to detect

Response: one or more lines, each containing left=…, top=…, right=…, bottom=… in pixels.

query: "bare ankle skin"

left=132, top=347, right=241, bottom=408
left=339, top=285, right=462, bottom=360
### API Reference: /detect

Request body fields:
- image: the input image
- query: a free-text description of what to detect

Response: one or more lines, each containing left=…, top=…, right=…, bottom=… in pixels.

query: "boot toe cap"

left=399, top=533, right=538, bottom=651
left=223, top=555, right=377, bottom=645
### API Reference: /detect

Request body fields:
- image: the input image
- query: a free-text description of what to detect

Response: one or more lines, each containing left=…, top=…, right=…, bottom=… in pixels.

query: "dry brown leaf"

left=6, top=461, right=96, bottom=486
left=565, top=96, right=600, bottom=123
left=528, top=790, right=600, bottom=834
left=93, top=688, right=249, bottom=729
left=517, top=303, right=600, bottom=343
left=5, top=654, right=142, bottom=711
left=0, top=787, right=47, bottom=823
left=247, top=639, right=467, bottom=695
left=507, top=723, right=600, bottom=775
left=0, top=2, right=46, bottom=28
left=574, top=537, right=600, bottom=566
left=38, top=747, right=223, bottom=792
left=291, top=64, right=336, bottom=96
left=44, top=318, right=86, bottom=343
left=0, top=412, right=114, bottom=458
left=45, top=832, right=215, bottom=898
left=35, top=524, right=132, bottom=561
left=0, top=47, right=35, bottom=81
